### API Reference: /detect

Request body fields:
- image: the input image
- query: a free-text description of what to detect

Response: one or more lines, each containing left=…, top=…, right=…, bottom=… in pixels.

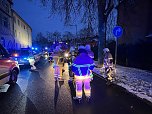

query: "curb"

left=92, top=71, right=152, bottom=107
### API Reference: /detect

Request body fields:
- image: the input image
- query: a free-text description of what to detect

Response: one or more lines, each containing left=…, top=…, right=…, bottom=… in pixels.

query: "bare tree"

left=63, top=31, right=75, bottom=41
left=34, top=32, right=48, bottom=48
left=78, top=27, right=94, bottom=38
left=52, top=31, right=62, bottom=41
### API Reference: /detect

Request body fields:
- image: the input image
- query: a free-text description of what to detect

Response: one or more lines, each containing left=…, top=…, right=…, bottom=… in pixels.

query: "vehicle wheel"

left=9, top=70, right=18, bottom=85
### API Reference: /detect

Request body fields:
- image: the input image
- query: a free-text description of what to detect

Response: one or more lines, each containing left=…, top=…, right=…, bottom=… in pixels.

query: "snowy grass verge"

left=93, top=66, right=152, bottom=104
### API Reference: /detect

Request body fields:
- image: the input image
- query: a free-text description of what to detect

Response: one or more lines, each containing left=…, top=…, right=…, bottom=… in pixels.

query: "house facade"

left=0, top=0, right=14, bottom=51
left=0, top=0, right=32, bottom=51
left=12, top=10, right=32, bottom=49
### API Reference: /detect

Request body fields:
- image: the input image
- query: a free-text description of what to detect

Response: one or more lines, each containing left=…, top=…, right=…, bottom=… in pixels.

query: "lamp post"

left=69, top=24, right=77, bottom=46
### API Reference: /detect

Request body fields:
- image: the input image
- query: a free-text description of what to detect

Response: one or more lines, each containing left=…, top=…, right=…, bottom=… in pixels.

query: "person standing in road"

left=72, top=45, right=94, bottom=102
left=52, top=45, right=63, bottom=81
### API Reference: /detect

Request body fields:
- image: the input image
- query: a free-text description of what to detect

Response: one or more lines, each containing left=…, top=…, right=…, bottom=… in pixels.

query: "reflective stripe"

left=75, top=76, right=90, bottom=80
left=84, top=89, right=91, bottom=97
left=76, top=91, right=82, bottom=98
left=72, top=63, right=95, bottom=76
left=72, top=63, right=95, bottom=67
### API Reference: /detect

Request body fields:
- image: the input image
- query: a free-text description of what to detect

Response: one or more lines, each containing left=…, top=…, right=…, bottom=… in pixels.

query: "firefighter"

left=103, top=48, right=113, bottom=81
left=72, top=45, right=94, bottom=102
left=85, top=44, right=94, bottom=59
left=52, top=45, right=63, bottom=81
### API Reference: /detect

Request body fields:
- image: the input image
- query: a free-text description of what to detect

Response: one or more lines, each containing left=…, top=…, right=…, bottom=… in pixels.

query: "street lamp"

left=69, top=24, right=78, bottom=46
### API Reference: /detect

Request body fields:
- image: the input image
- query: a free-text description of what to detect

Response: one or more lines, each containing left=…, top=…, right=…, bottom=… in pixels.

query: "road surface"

left=0, top=62, right=152, bottom=114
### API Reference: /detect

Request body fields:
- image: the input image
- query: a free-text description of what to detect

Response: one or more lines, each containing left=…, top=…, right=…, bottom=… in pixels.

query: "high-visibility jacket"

left=72, top=53, right=94, bottom=76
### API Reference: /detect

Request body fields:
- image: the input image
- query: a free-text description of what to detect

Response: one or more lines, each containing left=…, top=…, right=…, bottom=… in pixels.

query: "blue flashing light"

left=24, top=57, right=27, bottom=60
left=32, top=47, right=34, bottom=50
left=45, top=47, right=48, bottom=50
left=35, top=48, right=38, bottom=50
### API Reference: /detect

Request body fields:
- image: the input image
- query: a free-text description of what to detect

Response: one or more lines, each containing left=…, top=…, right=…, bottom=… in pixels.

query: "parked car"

left=11, top=48, right=31, bottom=66
left=0, top=44, right=19, bottom=85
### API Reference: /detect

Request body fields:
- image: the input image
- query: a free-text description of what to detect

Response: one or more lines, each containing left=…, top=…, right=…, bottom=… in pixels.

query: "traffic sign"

left=113, top=26, right=123, bottom=38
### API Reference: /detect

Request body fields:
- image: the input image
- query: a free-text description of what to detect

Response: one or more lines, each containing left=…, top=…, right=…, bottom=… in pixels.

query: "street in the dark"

left=0, top=62, right=152, bottom=114
left=1, top=0, right=152, bottom=114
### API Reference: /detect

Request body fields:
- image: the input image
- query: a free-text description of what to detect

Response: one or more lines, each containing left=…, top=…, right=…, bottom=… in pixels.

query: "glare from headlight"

left=24, top=57, right=27, bottom=60
left=14, top=53, right=19, bottom=57
left=64, top=53, right=69, bottom=57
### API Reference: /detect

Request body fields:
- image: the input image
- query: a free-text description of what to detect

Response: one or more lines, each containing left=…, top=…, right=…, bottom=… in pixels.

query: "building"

left=0, top=0, right=14, bottom=51
left=0, top=0, right=32, bottom=51
left=12, top=9, right=32, bottom=49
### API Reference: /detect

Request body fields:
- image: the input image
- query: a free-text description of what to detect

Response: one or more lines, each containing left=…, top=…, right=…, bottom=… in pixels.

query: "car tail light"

left=13, top=53, right=19, bottom=57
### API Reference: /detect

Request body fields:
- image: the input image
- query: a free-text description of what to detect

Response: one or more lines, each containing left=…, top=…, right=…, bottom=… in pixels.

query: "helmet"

left=103, top=48, right=110, bottom=53
left=78, top=45, right=87, bottom=54
left=85, top=44, right=91, bottom=51
left=78, top=45, right=85, bottom=50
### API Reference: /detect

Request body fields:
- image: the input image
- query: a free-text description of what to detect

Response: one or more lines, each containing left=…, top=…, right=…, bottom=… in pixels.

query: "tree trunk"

left=97, top=0, right=106, bottom=66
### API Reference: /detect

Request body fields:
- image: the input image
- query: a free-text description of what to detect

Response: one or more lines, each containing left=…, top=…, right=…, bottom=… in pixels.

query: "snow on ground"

left=93, top=65, right=152, bottom=103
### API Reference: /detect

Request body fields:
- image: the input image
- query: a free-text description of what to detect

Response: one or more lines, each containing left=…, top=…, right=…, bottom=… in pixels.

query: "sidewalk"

left=93, top=63, right=152, bottom=104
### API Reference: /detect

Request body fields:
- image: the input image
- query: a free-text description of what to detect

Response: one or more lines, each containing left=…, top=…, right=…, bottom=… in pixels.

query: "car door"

left=0, top=46, right=10, bottom=84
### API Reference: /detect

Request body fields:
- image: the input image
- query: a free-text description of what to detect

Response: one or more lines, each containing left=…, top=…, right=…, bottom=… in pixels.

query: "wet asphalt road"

left=0, top=63, right=152, bottom=114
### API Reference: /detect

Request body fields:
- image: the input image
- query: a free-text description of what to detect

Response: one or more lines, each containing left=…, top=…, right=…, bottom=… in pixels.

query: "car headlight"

left=24, top=57, right=27, bottom=60
left=13, top=53, right=19, bottom=57
left=64, top=53, right=69, bottom=57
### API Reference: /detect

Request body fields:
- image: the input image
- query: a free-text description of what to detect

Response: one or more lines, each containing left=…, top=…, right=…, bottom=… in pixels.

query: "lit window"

left=14, top=30, right=17, bottom=37
left=21, top=23, right=22, bottom=28
left=18, top=19, right=20, bottom=26
left=19, top=32, right=20, bottom=38
left=14, top=16, right=16, bottom=23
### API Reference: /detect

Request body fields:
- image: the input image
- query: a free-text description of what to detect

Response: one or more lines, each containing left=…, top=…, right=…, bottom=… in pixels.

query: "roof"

left=11, top=9, right=32, bottom=31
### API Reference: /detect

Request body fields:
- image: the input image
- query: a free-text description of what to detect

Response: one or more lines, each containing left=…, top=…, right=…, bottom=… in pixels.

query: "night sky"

left=13, top=0, right=81, bottom=39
